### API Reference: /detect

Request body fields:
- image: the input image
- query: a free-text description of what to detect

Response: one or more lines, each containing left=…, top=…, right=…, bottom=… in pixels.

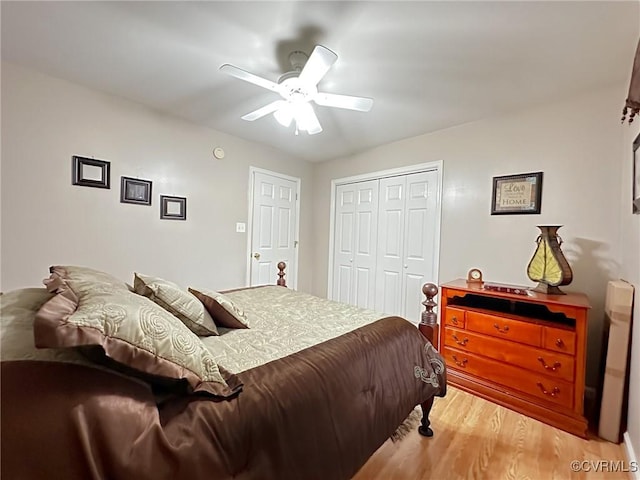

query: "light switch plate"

left=236, top=222, right=246, bottom=233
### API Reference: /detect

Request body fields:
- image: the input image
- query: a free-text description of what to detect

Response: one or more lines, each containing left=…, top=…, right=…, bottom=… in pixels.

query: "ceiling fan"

left=220, top=45, right=373, bottom=135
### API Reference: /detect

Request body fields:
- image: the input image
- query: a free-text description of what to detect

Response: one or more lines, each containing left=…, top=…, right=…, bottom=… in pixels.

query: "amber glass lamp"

left=526, top=225, right=573, bottom=295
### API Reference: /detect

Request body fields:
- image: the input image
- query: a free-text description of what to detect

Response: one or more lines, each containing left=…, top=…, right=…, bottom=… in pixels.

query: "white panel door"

left=353, top=181, right=379, bottom=309
left=332, top=183, right=357, bottom=304
left=374, top=171, right=439, bottom=321
left=331, top=168, right=439, bottom=320
left=401, top=170, right=439, bottom=323
left=332, top=180, right=379, bottom=308
left=375, top=176, right=406, bottom=316
left=250, top=171, right=297, bottom=287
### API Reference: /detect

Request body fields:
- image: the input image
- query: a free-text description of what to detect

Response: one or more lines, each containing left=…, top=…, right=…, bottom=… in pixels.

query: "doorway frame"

left=327, top=161, right=443, bottom=300
left=247, top=166, right=301, bottom=290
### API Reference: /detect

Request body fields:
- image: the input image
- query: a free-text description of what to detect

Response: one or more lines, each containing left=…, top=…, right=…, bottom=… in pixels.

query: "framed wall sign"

left=160, top=195, right=187, bottom=220
left=121, top=176, right=152, bottom=205
left=633, top=133, right=640, bottom=214
left=491, top=171, right=543, bottom=215
left=72, top=156, right=110, bottom=189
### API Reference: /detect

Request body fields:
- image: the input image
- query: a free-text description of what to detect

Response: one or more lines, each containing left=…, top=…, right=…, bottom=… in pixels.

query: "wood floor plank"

left=353, top=387, right=629, bottom=480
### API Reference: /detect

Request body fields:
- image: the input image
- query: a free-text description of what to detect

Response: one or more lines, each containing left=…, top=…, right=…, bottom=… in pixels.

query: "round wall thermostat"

left=213, top=147, right=225, bottom=159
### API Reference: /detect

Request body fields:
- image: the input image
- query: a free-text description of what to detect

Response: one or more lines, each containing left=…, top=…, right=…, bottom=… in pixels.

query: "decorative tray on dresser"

left=439, top=279, right=590, bottom=438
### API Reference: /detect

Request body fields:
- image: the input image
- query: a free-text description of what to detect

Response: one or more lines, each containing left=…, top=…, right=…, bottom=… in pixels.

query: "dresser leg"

left=418, top=396, right=435, bottom=437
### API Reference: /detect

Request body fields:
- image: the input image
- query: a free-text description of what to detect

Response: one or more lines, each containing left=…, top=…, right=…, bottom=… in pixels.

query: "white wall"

left=1, top=62, right=314, bottom=293
left=312, top=85, right=627, bottom=388
left=620, top=121, right=640, bottom=464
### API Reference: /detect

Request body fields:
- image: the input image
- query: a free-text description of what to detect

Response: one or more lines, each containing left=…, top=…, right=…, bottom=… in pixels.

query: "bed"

left=0, top=264, right=446, bottom=480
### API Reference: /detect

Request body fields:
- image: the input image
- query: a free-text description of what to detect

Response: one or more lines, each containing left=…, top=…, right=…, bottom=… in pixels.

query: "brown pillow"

left=133, top=273, right=218, bottom=336
left=189, top=288, right=249, bottom=329
left=34, top=266, right=241, bottom=397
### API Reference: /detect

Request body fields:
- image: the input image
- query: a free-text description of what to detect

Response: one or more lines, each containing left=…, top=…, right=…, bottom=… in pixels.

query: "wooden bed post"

left=418, top=282, right=438, bottom=437
left=419, top=396, right=435, bottom=437
left=277, top=262, right=287, bottom=287
left=418, top=283, right=439, bottom=348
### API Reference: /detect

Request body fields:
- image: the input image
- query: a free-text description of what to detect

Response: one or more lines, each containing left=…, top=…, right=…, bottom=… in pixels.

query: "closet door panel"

left=353, top=181, right=379, bottom=309
left=354, top=267, right=372, bottom=308
left=335, top=265, right=352, bottom=304
left=375, top=176, right=406, bottom=314
left=403, top=273, right=425, bottom=324
left=332, top=184, right=357, bottom=302
left=379, top=270, right=401, bottom=316
left=401, top=171, right=439, bottom=320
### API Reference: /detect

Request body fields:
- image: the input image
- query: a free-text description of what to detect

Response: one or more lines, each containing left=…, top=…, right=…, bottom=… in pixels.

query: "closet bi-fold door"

left=332, top=180, right=379, bottom=309
left=375, top=171, right=438, bottom=321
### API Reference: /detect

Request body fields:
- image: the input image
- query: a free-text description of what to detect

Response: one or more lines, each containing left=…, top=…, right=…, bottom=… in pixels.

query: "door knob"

left=253, top=252, right=261, bottom=260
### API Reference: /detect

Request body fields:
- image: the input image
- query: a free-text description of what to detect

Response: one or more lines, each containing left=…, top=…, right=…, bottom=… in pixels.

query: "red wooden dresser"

left=439, top=279, right=590, bottom=437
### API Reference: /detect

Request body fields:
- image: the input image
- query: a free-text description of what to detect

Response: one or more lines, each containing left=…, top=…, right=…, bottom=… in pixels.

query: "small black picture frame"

left=633, top=133, right=640, bottom=214
left=72, top=156, right=110, bottom=189
left=160, top=195, right=187, bottom=220
left=491, top=171, right=543, bottom=215
left=121, top=176, right=152, bottom=205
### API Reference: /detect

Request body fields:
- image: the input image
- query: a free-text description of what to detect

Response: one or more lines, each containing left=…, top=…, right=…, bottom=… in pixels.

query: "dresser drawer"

left=444, top=308, right=465, bottom=329
left=466, top=311, right=542, bottom=347
left=443, top=347, right=574, bottom=409
left=543, top=326, right=576, bottom=355
left=443, top=327, right=575, bottom=382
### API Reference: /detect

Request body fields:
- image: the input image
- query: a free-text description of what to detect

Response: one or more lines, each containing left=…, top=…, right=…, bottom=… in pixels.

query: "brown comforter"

left=1, top=316, right=445, bottom=480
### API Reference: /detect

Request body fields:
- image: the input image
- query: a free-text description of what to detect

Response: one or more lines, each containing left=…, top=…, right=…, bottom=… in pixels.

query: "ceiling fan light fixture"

left=274, top=102, right=317, bottom=133
left=221, top=44, right=371, bottom=136
left=294, top=103, right=316, bottom=132
left=273, top=104, right=293, bottom=127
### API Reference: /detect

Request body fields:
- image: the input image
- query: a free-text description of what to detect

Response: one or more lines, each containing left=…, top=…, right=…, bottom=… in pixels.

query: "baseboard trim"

left=623, top=431, right=640, bottom=480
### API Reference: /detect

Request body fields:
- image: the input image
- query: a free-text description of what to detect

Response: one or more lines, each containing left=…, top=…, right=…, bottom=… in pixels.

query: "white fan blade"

left=298, top=45, right=338, bottom=87
left=220, top=64, right=280, bottom=93
left=314, top=92, right=373, bottom=112
left=295, top=103, right=322, bottom=135
left=241, top=100, right=286, bottom=121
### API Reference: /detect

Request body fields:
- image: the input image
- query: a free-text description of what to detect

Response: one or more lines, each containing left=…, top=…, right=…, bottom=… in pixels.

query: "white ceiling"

left=2, top=1, right=638, bottom=162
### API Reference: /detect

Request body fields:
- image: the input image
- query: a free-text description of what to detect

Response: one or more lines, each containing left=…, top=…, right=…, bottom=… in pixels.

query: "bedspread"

left=202, top=285, right=387, bottom=372
left=1, top=315, right=445, bottom=480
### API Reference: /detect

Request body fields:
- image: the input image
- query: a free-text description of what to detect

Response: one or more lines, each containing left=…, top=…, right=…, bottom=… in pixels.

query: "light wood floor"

left=353, top=387, right=629, bottom=480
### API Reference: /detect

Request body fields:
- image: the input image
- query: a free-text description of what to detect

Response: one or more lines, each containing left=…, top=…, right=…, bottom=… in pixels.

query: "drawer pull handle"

left=451, top=355, right=468, bottom=368
left=493, top=323, right=510, bottom=333
left=536, top=382, right=560, bottom=397
left=451, top=317, right=459, bottom=325
left=537, top=357, right=561, bottom=372
left=452, top=334, right=469, bottom=346
left=555, top=338, right=565, bottom=348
